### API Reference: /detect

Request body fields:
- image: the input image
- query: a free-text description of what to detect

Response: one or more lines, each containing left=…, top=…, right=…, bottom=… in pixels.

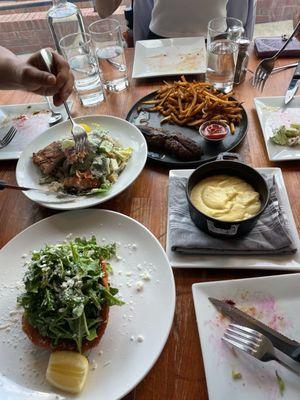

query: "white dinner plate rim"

left=0, top=209, right=176, bottom=400
left=15, top=114, right=147, bottom=211
left=254, top=96, right=300, bottom=161
left=166, top=167, right=300, bottom=270
left=132, top=36, right=206, bottom=78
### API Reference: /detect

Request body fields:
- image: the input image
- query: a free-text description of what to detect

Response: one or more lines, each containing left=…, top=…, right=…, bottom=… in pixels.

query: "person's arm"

left=0, top=47, right=74, bottom=106
left=94, top=0, right=122, bottom=19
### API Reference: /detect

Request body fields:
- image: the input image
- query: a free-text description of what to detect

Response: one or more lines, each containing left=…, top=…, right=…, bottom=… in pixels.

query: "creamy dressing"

left=190, top=175, right=261, bottom=222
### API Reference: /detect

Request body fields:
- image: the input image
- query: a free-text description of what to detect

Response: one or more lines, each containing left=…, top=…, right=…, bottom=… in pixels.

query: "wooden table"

left=0, top=48, right=299, bottom=400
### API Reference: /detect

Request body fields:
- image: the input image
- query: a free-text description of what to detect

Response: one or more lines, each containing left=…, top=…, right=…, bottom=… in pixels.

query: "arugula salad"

left=270, top=123, right=300, bottom=147
left=18, top=236, right=124, bottom=352
left=32, top=124, right=133, bottom=195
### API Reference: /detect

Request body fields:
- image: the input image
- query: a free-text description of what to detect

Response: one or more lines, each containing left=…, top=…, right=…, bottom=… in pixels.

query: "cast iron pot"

left=186, top=153, right=270, bottom=239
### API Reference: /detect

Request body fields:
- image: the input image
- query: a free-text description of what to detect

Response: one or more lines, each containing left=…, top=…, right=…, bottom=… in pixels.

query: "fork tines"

left=0, top=126, right=17, bottom=149
left=252, top=68, right=268, bottom=92
left=223, top=323, right=262, bottom=354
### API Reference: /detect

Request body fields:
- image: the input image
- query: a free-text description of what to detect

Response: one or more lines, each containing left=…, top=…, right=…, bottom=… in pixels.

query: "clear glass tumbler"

left=89, top=19, right=129, bottom=92
left=206, top=17, right=244, bottom=93
left=59, top=32, right=104, bottom=107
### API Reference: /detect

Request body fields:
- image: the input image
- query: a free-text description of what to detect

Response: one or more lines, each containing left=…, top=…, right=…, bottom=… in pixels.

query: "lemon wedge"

left=79, top=123, right=91, bottom=133
left=46, top=351, right=89, bottom=394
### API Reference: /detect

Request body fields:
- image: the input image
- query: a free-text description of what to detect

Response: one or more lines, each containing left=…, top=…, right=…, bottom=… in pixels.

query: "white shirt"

left=149, top=0, right=228, bottom=38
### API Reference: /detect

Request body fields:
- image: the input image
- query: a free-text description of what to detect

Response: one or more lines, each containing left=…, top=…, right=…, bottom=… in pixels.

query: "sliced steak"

left=136, top=125, right=202, bottom=160
left=32, top=141, right=65, bottom=175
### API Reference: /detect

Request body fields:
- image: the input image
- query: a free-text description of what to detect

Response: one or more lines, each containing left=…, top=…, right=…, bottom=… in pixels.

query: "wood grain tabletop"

left=0, top=48, right=299, bottom=400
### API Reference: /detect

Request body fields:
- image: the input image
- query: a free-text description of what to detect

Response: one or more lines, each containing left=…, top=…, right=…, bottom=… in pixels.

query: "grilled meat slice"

left=63, top=170, right=100, bottom=193
left=136, top=125, right=202, bottom=160
left=32, top=141, right=65, bottom=175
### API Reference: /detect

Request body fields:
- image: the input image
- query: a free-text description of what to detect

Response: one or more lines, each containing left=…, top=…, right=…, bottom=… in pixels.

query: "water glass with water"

left=89, top=19, right=128, bottom=92
left=206, top=17, right=244, bottom=93
left=59, top=32, right=104, bottom=107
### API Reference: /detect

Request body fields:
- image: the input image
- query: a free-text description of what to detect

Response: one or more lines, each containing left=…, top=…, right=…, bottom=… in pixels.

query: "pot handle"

left=207, top=220, right=239, bottom=236
left=217, top=152, right=242, bottom=161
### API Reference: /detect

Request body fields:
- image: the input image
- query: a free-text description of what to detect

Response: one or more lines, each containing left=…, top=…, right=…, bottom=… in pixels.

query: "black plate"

left=126, top=91, right=248, bottom=168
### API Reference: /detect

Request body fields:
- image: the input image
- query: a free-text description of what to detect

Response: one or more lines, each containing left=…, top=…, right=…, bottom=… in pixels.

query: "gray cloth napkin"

left=169, top=174, right=297, bottom=255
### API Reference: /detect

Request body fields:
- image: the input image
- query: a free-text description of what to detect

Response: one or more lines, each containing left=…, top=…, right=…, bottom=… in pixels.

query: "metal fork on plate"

left=252, top=20, right=300, bottom=91
left=0, top=126, right=18, bottom=149
left=223, top=323, right=300, bottom=375
left=39, top=49, right=88, bottom=154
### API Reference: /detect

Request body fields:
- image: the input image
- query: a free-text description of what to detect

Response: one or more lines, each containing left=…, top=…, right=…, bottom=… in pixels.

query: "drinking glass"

left=59, top=32, right=104, bottom=107
left=206, top=17, right=244, bottom=93
left=89, top=19, right=129, bottom=92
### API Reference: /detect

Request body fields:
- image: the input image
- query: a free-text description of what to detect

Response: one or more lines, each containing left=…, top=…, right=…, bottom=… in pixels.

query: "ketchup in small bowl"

left=199, top=120, right=229, bottom=143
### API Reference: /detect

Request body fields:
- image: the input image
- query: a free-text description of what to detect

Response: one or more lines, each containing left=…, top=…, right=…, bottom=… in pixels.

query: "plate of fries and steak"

left=127, top=77, right=248, bottom=167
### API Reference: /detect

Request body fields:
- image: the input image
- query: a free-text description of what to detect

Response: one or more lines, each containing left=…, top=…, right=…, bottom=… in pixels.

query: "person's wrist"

left=2, top=55, right=23, bottom=89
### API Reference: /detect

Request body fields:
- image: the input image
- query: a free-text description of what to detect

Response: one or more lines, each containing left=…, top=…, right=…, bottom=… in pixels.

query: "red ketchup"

left=203, top=122, right=227, bottom=140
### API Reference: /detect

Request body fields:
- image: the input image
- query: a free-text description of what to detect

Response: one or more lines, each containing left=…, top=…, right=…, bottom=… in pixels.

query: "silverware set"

left=252, top=20, right=300, bottom=91
left=210, top=297, right=300, bottom=376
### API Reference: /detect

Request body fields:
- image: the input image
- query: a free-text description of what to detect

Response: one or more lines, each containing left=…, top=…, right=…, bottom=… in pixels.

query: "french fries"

left=141, top=76, right=243, bottom=133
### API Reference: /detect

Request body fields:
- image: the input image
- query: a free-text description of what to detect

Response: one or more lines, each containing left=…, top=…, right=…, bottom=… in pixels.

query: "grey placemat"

left=169, top=174, right=297, bottom=255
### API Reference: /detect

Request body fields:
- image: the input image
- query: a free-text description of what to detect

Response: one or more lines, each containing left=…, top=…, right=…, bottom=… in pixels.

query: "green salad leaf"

left=270, top=124, right=300, bottom=146
left=18, top=236, right=123, bottom=353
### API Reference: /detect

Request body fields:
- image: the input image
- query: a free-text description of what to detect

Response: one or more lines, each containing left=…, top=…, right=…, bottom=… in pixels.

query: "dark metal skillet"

left=126, top=90, right=248, bottom=168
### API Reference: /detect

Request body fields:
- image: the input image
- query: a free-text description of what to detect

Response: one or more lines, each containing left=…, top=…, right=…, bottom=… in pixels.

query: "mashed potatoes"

left=190, top=175, right=261, bottom=222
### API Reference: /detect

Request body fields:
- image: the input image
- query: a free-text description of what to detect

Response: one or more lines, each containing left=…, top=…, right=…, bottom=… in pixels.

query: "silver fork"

left=253, top=20, right=300, bottom=91
left=223, top=323, right=300, bottom=375
left=0, top=126, right=18, bottom=149
left=39, top=48, right=88, bottom=154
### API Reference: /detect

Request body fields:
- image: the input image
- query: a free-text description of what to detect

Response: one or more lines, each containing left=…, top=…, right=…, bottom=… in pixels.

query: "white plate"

left=16, top=115, right=147, bottom=210
left=192, top=273, right=300, bottom=400
left=0, top=209, right=175, bottom=400
left=132, top=37, right=206, bottom=78
left=0, top=101, right=72, bottom=160
left=254, top=96, right=300, bottom=161
left=166, top=168, right=300, bottom=270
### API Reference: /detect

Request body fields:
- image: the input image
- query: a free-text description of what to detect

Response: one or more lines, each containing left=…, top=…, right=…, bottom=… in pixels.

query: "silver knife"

left=284, top=61, right=300, bottom=104
left=209, top=297, right=300, bottom=362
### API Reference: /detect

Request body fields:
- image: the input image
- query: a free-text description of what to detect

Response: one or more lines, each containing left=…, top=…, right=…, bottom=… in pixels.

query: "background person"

left=95, top=0, right=256, bottom=44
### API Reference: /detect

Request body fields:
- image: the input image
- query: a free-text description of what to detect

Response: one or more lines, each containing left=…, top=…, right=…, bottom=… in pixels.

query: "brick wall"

left=0, top=7, right=126, bottom=54
left=256, top=0, right=298, bottom=24
left=0, top=1, right=94, bottom=15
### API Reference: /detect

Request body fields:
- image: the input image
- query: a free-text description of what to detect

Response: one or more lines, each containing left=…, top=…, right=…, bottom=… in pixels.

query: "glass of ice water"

left=206, top=17, right=244, bottom=93
left=89, top=19, right=129, bottom=92
left=59, top=32, right=104, bottom=107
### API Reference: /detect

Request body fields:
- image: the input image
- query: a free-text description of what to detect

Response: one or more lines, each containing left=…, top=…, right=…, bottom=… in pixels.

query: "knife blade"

left=284, top=61, right=300, bottom=104
left=209, top=297, right=300, bottom=362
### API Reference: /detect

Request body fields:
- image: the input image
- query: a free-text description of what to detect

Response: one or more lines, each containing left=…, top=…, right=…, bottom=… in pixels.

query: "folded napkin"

left=168, top=174, right=297, bottom=255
